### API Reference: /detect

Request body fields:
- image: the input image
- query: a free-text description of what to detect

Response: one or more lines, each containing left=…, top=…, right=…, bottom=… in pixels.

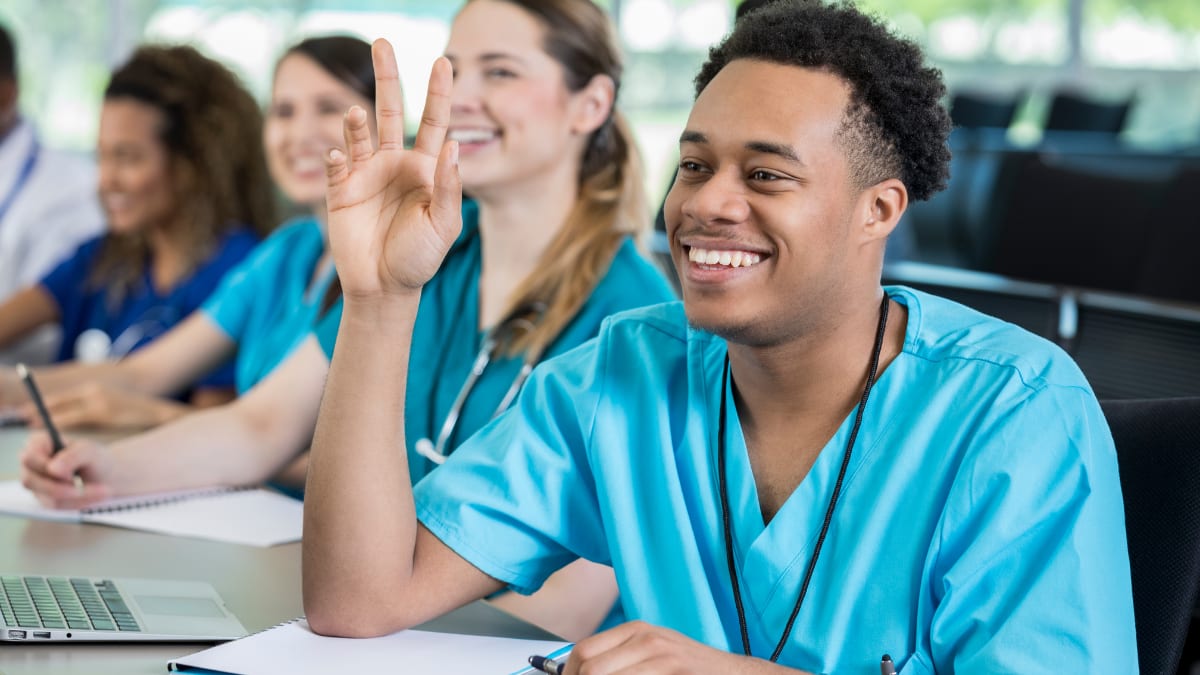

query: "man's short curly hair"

left=695, top=0, right=951, bottom=202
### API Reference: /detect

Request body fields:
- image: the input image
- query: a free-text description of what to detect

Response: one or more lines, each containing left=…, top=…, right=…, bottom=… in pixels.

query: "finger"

left=19, top=432, right=55, bottom=474
left=431, top=140, right=463, bottom=242
left=567, top=621, right=644, bottom=674
left=411, top=57, right=453, bottom=159
left=22, top=465, right=107, bottom=509
left=372, top=38, right=405, bottom=150
left=343, top=105, right=373, bottom=167
left=43, top=439, right=92, bottom=482
left=326, top=147, right=351, bottom=189
left=570, top=625, right=680, bottom=675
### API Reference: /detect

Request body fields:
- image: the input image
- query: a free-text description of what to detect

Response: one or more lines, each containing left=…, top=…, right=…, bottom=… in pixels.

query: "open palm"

left=325, top=40, right=462, bottom=298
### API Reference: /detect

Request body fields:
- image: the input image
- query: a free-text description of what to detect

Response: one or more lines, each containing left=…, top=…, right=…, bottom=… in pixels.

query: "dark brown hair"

left=92, top=44, right=275, bottom=297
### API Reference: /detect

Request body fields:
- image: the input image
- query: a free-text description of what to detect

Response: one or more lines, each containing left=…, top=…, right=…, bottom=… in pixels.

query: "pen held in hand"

left=15, top=364, right=84, bottom=496
left=528, top=654, right=565, bottom=675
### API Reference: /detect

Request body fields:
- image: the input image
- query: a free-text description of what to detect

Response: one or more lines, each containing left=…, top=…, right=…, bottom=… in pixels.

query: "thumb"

left=45, top=440, right=92, bottom=481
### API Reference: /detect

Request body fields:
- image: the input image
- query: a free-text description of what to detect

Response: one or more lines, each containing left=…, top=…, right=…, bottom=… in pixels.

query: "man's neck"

left=727, top=294, right=907, bottom=521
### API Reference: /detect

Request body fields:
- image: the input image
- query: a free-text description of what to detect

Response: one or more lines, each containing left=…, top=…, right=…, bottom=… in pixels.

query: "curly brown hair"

left=91, top=44, right=275, bottom=298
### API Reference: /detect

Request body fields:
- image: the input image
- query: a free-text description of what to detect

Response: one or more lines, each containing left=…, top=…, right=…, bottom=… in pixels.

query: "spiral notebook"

left=0, top=480, right=303, bottom=547
left=168, top=617, right=572, bottom=674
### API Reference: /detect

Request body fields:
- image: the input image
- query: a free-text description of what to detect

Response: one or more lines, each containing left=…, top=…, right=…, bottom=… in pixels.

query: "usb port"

left=33, top=632, right=51, bottom=639
left=6, top=629, right=26, bottom=639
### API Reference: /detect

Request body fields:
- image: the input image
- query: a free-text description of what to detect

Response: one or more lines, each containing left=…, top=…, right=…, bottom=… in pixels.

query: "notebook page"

left=0, top=480, right=226, bottom=523
left=0, top=480, right=80, bottom=522
left=83, top=488, right=303, bottom=547
left=169, top=619, right=571, bottom=674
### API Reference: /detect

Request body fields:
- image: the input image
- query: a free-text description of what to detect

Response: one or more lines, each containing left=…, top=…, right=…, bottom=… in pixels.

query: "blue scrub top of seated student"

left=413, top=287, right=1138, bottom=673
left=39, top=227, right=259, bottom=389
left=201, top=216, right=335, bottom=393
left=316, top=200, right=676, bottom=483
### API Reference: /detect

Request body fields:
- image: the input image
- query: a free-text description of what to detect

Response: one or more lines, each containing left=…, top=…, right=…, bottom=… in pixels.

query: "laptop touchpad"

left=135, top=595, right=226, bottom=618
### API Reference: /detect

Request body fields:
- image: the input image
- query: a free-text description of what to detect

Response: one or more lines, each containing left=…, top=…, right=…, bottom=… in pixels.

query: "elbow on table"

left=303, top=595, right=414, bottom=639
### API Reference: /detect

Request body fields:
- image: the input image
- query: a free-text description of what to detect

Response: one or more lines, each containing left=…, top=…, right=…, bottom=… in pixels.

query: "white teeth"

left=292, top=158, right=324, bottom=173
left=448, top=128, right=497, bottom=143
left=688, top=246, right=763, bottom=269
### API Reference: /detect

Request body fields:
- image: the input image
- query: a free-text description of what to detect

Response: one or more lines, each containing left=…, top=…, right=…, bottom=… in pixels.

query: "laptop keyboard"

left=0, top=576, right=141, bottom=632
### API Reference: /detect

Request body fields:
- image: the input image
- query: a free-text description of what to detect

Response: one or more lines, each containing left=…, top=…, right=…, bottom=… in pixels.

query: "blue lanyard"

left=0, top=138, right=40, bottom=225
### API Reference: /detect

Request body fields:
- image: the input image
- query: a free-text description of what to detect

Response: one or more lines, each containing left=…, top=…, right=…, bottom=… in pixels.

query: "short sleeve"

left=38, top=236, right=102, bottom=317
left=414, top=337, right=611, bottom=595
left=914, top=385, right=1138, bottom=672
left=200, top=252, right=260, bottom=341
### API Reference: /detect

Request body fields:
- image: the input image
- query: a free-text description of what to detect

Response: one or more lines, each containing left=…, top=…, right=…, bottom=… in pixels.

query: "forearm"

left=303, top=294, right=423, bottom=630
left=0, top=286, right=58, bottom=352
left=105, top=393, right=310, bottom=495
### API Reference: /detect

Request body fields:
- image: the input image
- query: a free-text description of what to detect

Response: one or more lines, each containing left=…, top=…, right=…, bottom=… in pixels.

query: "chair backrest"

left=1073, top=295, right=1200, bottom=400
left=1137, top=166, right=1200, bottom=304
left=949, top=91, right=1020, bottom=130
left=1101, top=397, right=1200, bottom=675
left=1046, top=91, right=1132, bottom=134
left=984, top=152, right=1166, bottom=294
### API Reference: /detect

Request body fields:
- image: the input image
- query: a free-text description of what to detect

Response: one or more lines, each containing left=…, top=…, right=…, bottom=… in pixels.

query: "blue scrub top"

left=316, top=202, right=677, bottom=483
left=201, top=216, right=334, bottom=393
left=39, top=228, right=258, bottom=389
left=415, top=288, right=1137, bottom=673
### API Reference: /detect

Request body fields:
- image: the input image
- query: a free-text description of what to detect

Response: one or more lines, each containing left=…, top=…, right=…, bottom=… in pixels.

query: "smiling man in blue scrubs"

left=302, top=1, right=1137, bottom=672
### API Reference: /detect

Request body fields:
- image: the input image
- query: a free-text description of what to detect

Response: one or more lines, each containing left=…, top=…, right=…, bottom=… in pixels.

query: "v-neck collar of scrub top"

left=706, top=302, right=907, bottom=633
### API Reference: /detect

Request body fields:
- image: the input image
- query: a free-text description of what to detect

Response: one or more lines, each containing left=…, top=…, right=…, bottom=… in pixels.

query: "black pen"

left=880, top=653, right=897, bottom=675
left=16, top=364, right=83, bottom=495
left=528, top=654, right=565, bottom=675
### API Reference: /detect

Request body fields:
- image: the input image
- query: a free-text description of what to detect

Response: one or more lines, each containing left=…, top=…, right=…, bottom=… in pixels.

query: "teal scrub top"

left=202, top=216, right=334, bottom=393
left=316, top=202, right=676, bottom=483
left=414, top=287, right=1137, bottom=673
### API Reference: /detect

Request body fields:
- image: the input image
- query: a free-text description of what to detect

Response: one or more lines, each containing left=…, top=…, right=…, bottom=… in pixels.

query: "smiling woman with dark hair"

left=0, top=37, right=374, bottom=430
left=0, top=44, right=270, bottom=408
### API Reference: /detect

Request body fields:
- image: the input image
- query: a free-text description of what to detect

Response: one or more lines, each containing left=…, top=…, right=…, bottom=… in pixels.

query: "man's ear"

left=859, top=178, right=908, bottom=243
left=570, top=74, right=615, bottom=136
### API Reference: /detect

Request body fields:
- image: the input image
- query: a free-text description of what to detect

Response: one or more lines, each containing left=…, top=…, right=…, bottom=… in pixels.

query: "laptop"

left=1, top=574, right=247, bottom=642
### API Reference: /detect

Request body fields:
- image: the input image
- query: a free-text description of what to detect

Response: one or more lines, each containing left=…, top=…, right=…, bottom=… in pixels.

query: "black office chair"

left=1101, top=397, right=1200, bottom=675
left=1045, top=91, right=1132, bottom=134
left=1137, top=166, right=1200, bottom=304
left=949, top=91, right=1021, bottom=130
left=1072, top=296, right=1200, bottom=400
left=983, top=152, right=1164, bottom=294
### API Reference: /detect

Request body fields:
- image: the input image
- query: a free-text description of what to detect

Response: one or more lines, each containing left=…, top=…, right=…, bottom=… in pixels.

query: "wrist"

left=339, top=292, right=422, bottom=333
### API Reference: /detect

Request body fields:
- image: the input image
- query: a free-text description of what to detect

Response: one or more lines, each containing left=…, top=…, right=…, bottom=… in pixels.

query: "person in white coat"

left=0, top=23, right=103, bottom=364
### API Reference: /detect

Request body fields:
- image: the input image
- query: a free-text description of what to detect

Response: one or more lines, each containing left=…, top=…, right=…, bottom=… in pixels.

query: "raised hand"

left=324, top=39, right=462, bottom=300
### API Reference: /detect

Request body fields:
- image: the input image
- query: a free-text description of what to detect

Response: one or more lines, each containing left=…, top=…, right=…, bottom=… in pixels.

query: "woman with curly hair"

left=0, top=44, right=273, bottom=406
left=0, top=37, right=370, bottom=430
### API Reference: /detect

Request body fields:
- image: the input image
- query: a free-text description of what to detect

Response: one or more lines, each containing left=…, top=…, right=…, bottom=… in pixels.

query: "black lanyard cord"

left=719, top=293, right=891, bottom=662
